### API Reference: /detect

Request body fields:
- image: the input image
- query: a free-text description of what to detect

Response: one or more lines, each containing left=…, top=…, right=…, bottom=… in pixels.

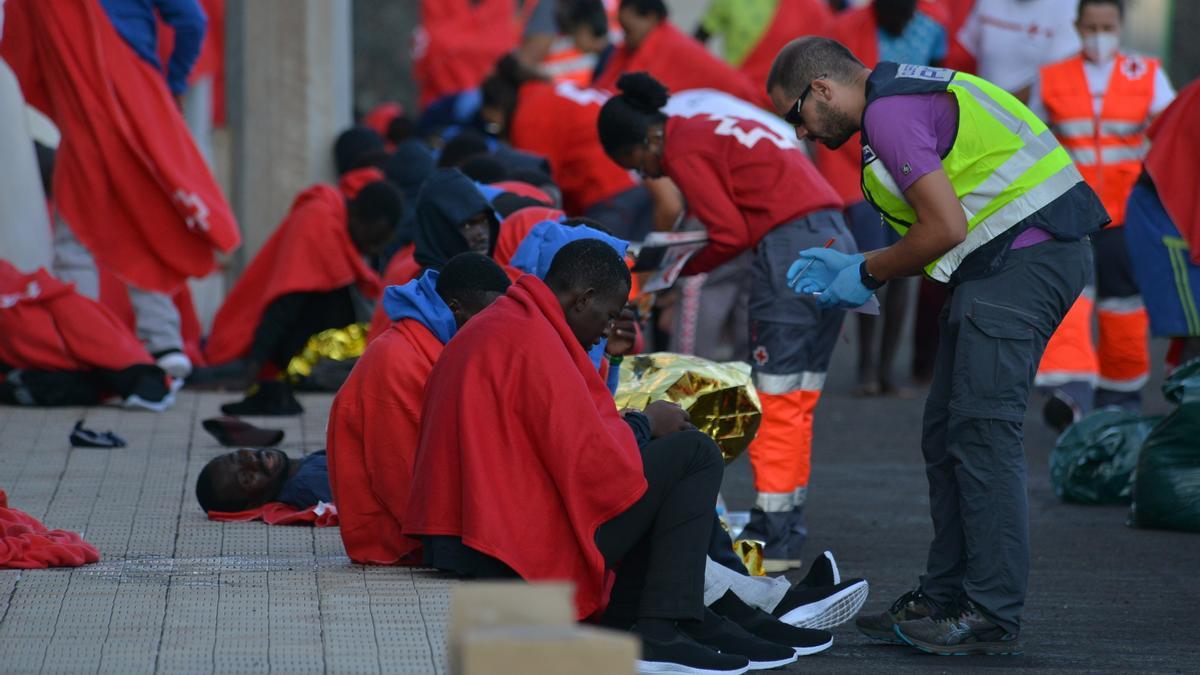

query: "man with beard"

left=195, top=448, right=329, bottom=513
left=768, top=38, right=1107, bottom=655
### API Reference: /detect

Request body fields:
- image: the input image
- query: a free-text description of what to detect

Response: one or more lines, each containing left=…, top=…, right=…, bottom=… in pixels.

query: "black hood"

left=413, top=168, right=498, bottom=270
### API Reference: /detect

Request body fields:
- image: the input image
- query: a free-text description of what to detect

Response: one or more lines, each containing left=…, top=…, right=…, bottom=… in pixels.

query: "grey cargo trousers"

left=919, top=237, right=1091, bottom=634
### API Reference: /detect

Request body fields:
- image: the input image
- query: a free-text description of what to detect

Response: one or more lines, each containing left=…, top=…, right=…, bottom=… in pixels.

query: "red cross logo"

left=174, top=190, right=211, bottom=233
left=753, top=345, right=769, bottom=366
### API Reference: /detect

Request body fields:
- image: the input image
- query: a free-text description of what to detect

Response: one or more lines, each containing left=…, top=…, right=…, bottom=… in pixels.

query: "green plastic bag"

left=1050, top=409, right=1160, bottom=504
left=1162, top=358, right=1200, bottom=405
left=1131, top=401, right=1200, bottom=533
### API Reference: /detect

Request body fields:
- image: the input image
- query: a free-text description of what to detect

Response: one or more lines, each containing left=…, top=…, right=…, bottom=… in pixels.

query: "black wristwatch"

left=859, top=261, right=885, bottom=290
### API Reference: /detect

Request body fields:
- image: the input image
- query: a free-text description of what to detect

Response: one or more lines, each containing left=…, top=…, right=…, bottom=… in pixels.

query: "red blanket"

left=1, top=490, right=100, bottom=569
left=327, top=319, right=442, bottom=565
left=1, top=0, right=239, bottom=293
left=594, top=21, right=770, bottom=110
left=494, top=207, right=566, bottom=265
left=0, top=262, right=152, bottom=373
left=204, top=185, right=382, bottom=365
left=367, top=244, right=423, bottom=342
left=405, top=275, right=647, bottom=619
left=414, top=0, right=524, bottom=107
left=339, top=167, right=387, bottom=199
left=206, top=501, right=338, bottom=527
left=1145, top=80, right=1200, bottom=263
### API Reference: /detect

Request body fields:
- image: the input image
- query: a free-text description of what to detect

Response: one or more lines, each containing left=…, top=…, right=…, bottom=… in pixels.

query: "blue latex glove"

left=787, top=248, right=865, bottom=295
left=815, top=263, right=874, bottom=309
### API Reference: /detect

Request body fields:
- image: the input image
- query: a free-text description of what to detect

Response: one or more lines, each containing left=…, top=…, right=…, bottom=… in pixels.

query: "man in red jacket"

left=327, top=253, right=512, bottom=566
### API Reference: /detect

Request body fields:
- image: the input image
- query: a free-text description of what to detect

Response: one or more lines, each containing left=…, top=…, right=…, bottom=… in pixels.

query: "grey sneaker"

left=854, top=588, right=937, bottom=644
left=893, top=604, right=1022, bottom=656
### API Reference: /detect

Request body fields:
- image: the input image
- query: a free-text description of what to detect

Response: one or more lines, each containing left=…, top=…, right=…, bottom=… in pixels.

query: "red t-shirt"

left=661, top=115, right=843, bottom=275
left=509, top=81, right=636, bottom=214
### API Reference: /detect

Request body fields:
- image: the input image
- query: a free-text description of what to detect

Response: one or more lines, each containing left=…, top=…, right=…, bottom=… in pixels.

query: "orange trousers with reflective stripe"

left=747, top=390, right=821, bottom=494
left=1037, top=295, right=1150, bottom=392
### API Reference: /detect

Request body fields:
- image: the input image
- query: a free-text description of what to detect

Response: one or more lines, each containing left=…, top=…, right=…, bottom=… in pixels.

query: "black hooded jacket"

left=413, top=168, right=498, bottom=270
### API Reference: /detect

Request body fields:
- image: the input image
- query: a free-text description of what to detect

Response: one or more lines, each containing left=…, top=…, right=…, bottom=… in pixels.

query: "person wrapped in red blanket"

left=196, top=449, right=334, bottom=526
left=405, top=239, right=756, bottom=674
left=1, top=0, right=239, bottom=294
left=193, top=181, right=402, bottom=414
left=1, top=490, right=99, bottom=569
left=594, top=0, right=770, bottom=110
left=0, top=261, right=173, bottom=410
left=328, top=253, right=512, bottom=565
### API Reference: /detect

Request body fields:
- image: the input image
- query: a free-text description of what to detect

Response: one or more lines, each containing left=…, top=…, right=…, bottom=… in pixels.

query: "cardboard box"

left=457, top=625, right=638, bottom=675
left=448, top=582, right=638, bottom=674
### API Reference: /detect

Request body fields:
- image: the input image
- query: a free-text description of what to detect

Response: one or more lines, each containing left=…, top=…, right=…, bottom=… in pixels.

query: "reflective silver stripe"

left=864, top=157, right=909, bottom=222
left=954, top=79, right=1029, bottom=132
left=753, top=371, right=827, bottom=395
left=1097, top=296, right=1145, bottom=313
left=930, top=162, right=1084, bottom=282
left=1035, top=371, right=1098, bottom=387
left=1101, top=144, right=1148, bottom=163
left=756, top=492, right=794, bottom=512
left=1098, top=373, right=1150, bottom=392
left=1067, top=144, right=1147, bottom=166
left=791, top=486, right=808, bottom=507
left=959, top=128, right=1062, bottom=220
left=1079, top=285, right=1096, bottom=302
left=1053, top=118, right=1096, bottom=137
left=1100, top=120, right=1147, bottom=136
left=1068, top=146, right=1098, bottom=165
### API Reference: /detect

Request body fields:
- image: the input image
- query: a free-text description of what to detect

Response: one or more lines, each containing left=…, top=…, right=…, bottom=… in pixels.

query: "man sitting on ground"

left=406, top=239, right=801, bottom=674
left=327, top=253, right=512, bottom=566
left=194, top=181, right=402, bottom=414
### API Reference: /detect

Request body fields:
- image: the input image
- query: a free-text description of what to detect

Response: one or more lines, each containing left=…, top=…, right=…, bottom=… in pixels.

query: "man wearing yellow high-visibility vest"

left=767, top=38, right=1108, bottom=656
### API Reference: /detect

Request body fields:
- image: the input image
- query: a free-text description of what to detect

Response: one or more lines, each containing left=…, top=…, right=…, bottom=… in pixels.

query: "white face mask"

left=1082, top=32, right=1120, bottom=63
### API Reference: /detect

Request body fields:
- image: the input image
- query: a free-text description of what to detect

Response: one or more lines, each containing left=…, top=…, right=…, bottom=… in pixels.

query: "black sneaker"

left=711, top=592, right=833, bottom=657
left=636, top=622, right=750, bottom=675
left=797, top=550, right=841, bottom=588
left=893, top=602, right=1023, bottom=656
left=680, top=609, right=797, bottom=671
left=772, top=578, right=869, bottom=630
left=854, top=588, right=937, bottom=644
left=220, top=380, right=303, bottom=416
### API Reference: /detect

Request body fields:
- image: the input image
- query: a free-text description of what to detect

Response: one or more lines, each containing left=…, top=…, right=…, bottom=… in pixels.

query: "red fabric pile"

left=0, top=490, right=100, bottom=569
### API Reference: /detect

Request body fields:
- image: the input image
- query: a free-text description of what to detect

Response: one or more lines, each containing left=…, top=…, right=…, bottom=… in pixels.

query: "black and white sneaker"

left=680, top=609, right=797, bottom=671
left=772, top=578, right=870, bottom=630
left=636, top=624, right=750, bottom=675
left=797, top=550, right=841, bottom=588
left=711, top=591, right=833, bottom=656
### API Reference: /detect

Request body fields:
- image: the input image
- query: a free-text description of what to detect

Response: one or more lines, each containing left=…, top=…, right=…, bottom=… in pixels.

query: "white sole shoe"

left=637, top=661, right=750, bottom=675
left=779, top=579, right=869, bottom=630
left=156, top=351, right=193, bottom=380
left=793, top=634, right=834, bottom=656
left=747, top=653, right=798, bottom=670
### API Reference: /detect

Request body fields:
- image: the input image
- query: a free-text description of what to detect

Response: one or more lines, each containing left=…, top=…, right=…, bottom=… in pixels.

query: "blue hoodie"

left=510, top=221, right=631, bottom=393
left=381, top=270, right=457, bottom=345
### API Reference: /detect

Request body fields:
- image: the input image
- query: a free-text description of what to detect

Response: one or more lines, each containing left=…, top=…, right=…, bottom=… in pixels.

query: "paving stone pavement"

left=1, top=338, right=1199, bottom=673
left=0, top=393, right=450, bottom=675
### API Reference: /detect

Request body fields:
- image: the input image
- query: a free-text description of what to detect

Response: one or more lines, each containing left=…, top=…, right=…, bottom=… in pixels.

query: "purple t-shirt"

left=863, top=92, right=1051, bottom=250
left=863, top=92, right=958, bottom=193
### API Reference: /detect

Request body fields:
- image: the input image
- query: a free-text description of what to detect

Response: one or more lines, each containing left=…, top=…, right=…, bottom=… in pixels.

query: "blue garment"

left=99, top=0, right=207, bottom=95
left=1125, top=184, right=1200, bottom=338
left=510, top=221, right=630, bottom=392
left=475, top=183, right=506, bottom=204
left=876, top=11, right=946, bottom=67
left=381, top=269, right=458, bottom=344
left=276, top=451, right=331, bottom=510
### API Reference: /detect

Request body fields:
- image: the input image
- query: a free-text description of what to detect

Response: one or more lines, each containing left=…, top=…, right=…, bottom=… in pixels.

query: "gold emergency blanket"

left=733, top=539, right=766, bottom=577
left=614, top=353, right=762, bottom=463
left=286, top=323, right=369, bottom=382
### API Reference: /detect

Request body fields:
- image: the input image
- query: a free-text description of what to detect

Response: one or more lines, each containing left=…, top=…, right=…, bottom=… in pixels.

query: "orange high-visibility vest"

left=539, top=0, right=622, bottom=85
left=1040, top=53, right=1158, bottom=227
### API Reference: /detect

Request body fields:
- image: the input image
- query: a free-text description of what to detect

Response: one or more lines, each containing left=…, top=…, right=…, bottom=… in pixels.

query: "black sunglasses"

left=784, top=74, right=827, bottom=126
